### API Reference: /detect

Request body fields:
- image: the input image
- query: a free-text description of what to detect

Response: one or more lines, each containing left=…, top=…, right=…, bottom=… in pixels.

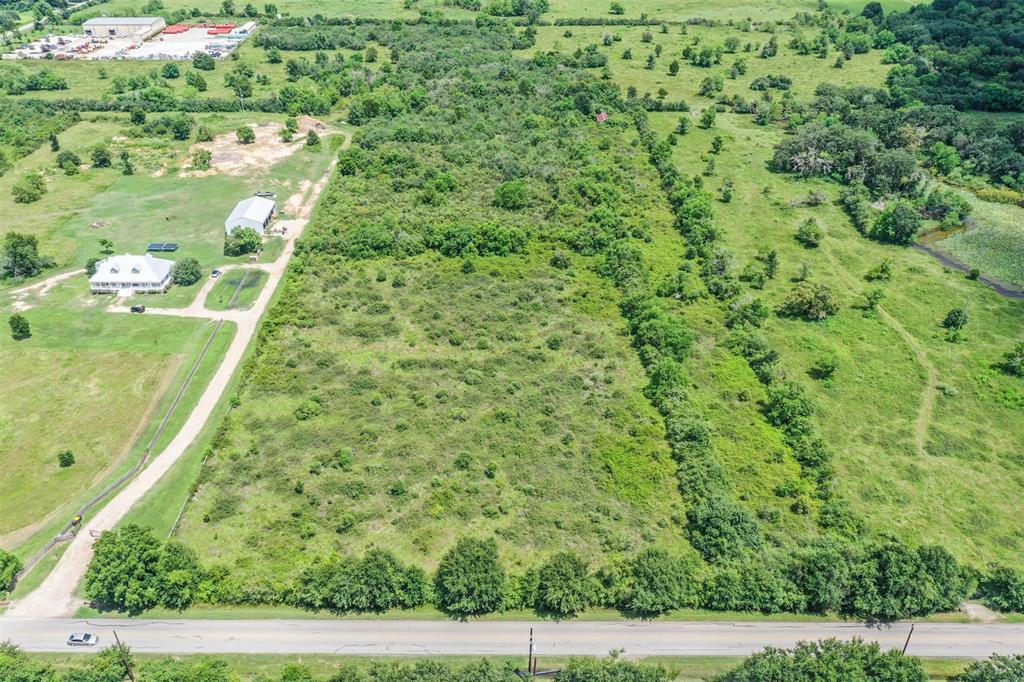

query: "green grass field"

left=60, top=0, right=922, bottom=23
left=649, top=106, right=1024, bottom=567
left=0, top=274, right=236, bottom=543
left=522, top=23, right=890, bottom=104
left=205, top=268, right=268, bottom=310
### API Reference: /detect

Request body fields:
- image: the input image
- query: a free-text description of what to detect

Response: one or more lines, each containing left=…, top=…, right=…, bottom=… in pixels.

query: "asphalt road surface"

left=3, top=619, right=1023, bottom=658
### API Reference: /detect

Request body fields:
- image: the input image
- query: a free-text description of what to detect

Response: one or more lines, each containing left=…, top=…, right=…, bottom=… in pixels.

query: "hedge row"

left=85, top=525, right=1024, bottom=621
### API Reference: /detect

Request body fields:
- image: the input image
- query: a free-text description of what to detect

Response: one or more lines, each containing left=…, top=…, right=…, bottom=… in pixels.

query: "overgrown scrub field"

left=175, top=22, right=698, bottom=592
left=178, top=253, right=687, bottom=575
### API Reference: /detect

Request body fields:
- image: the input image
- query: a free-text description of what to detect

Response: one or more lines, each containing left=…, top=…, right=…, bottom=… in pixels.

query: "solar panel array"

left=146, top=242, right=179, bottom=252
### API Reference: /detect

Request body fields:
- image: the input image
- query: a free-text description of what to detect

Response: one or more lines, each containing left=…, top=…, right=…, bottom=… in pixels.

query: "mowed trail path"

left=820, top=246, right=938, bottom=456
left=5, top=148, right=340, bottom=618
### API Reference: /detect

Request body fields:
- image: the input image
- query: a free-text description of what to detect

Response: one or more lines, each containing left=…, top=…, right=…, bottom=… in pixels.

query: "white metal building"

left=225, top=196, right=276, bottom=235
left=83, top=17, right=166, bottom=40
left=89, top=253, right=174, bottom=294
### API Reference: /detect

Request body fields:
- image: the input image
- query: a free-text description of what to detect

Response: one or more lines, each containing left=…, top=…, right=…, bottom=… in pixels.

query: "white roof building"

left=82, top=17, right=166, bottom=40
left=89, top=253, right=174, bottom=294
left=225, top=196, right=276, bottom=235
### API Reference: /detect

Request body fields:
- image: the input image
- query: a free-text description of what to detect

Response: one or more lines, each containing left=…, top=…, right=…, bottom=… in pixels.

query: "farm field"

left=522, top=23, right=891, bottom=102
left=650, top=110, right=1024, bottom=567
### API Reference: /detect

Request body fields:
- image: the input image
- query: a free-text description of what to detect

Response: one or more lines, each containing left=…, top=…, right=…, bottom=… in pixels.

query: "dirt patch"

left=961, top=601, right=1000, bottom=623
left=8, top=268, right=85, bottom=312
left=180, top=116, right=330, bottom=178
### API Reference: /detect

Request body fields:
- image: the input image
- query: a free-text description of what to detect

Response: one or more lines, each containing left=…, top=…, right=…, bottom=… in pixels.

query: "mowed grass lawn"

left=650, top=109, right=1024, bottom=567
left=205, top=268, right=268, bottom=310
left=0, top=111, right=335, bottom=279
left=176, top=251, right=690, bottom=578
left=0, top=278, right=226, bottom=540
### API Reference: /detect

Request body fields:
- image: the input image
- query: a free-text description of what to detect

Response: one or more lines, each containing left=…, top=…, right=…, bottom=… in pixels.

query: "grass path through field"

left=820, top=244, right=938, bottom=457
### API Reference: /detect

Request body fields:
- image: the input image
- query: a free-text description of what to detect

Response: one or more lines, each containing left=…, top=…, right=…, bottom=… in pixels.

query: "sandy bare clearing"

left=180, top=116, right=330, bottom=178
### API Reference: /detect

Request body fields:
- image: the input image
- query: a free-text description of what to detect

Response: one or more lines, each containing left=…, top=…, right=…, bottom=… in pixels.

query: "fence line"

left=12, top=319, right=225, bottom=585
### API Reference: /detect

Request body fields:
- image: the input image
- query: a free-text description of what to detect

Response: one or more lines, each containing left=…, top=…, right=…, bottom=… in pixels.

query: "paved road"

left=2, top=619, right=1023, bottom=658
left=4, top=147, right=341, bottom=618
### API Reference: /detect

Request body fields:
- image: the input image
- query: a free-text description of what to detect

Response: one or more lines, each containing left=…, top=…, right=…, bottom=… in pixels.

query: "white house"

left=82, top=17, right=166, bottom=40
left=89, top=253, right=174, bottom=294
left=225, top=196, right=276, bottom=235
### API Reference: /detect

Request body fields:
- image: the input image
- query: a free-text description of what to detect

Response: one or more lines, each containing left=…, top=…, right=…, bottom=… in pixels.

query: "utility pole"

left=901, top=623, right=915, bottom=656
left=527, top=627, right=534, bottom=676
left=112, top=630, right=136, bottom=682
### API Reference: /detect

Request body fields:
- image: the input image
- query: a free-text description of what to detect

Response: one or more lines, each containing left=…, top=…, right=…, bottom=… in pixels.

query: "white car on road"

left=67, top=633, right=98, bottom=647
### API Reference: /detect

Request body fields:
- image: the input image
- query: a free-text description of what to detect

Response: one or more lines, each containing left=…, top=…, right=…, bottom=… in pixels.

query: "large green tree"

left=433, top=537, right=506, bottom=616
left=84, top=524, right=163, bottom=613
left=1, top=232, right=49, bottom=279
left=716, top=638, right=927, bottom=681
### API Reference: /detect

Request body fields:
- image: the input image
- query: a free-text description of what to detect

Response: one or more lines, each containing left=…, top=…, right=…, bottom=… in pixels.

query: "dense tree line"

left=0, top=100, right=78, bottom=168
left=86, top=520, right=1007, bottom=622
left=882, top=0, right=1024, bottom=112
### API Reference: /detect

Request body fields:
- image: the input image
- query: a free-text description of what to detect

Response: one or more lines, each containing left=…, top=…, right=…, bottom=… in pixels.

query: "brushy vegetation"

left=109, top=8, right=1017, bottom=622
left=1, top=639, right=1018, bottom=680
left=13, top=0, right=1020, bottom=623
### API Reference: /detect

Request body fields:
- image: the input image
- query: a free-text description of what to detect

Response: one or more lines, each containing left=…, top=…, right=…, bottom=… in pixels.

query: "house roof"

left=89, top=253, right=174, bottom=284
left=226, top=196, right=275, bottom=226
left=83, top=17, right=164, bottom=26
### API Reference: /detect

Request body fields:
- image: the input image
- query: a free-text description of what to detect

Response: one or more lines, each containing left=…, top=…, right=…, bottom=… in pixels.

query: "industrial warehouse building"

left=225, top=196, right=276, bottom=235
left=82, top=17, right=166, bottom=40
left=89, top=253, right=174, bottom=294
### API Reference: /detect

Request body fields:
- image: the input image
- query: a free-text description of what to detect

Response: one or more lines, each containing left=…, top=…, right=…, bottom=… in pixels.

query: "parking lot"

left=5, top=25, right=250, bottom=61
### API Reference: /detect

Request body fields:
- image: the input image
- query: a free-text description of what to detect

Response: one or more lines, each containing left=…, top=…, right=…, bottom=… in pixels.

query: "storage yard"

left=5, top=20, right=256, bottom=60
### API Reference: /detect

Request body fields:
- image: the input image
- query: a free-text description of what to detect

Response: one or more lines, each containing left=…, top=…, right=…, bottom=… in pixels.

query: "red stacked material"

left=164, top=24, right=190, bottom=34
